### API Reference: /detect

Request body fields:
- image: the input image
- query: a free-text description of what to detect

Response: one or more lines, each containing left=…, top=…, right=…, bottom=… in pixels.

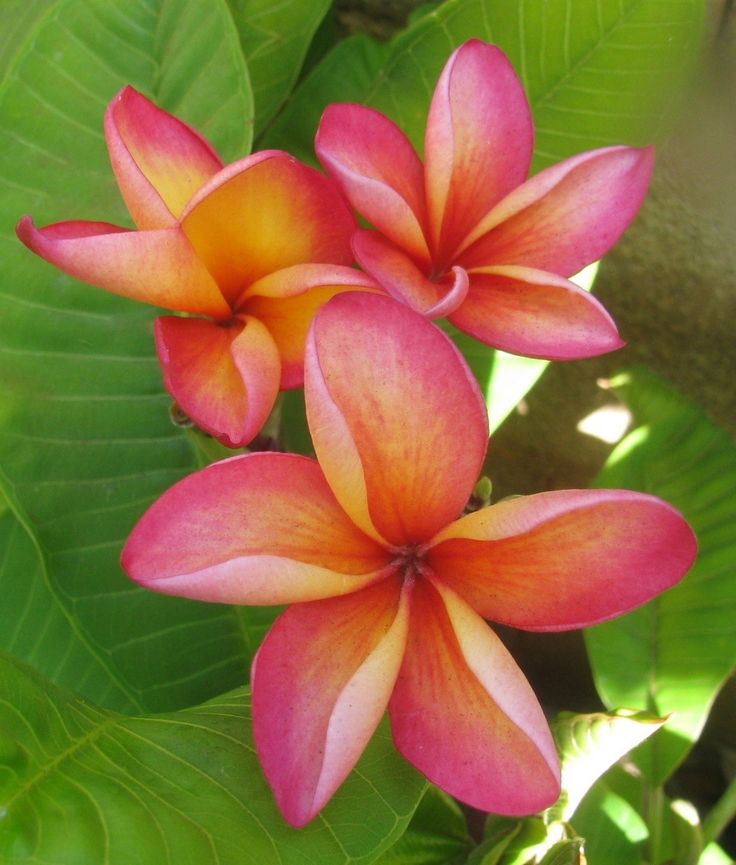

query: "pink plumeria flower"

left=316, top=39, right=655, bottom=360
left=17, top=87, right=375, bottom=448
left=122, top=293, right=696, bottom=828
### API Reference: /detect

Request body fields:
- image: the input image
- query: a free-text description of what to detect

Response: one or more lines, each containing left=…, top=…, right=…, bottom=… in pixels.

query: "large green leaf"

left=0, top=0, right=264, bottom=714
left=227, top=0, right=332, bottom=137
left=585, top=368, right=736, bottom=783
left=0, top=653, right=425, bottom=865
left=265, top=0, right=704, bottom=168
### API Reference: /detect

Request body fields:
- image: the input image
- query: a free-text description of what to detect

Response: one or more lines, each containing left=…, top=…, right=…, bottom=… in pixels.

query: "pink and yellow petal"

left=155, top=314, right=280, bottom=448
left=448, top=266, right=623, bottom=360
left=244, top=267, right=380, bottom=390
left=16, top=217, right=230, bottom=318
left=428, top=489, right=697, bottom=630
left=122, top=451, right=390, bottom=604
left=305, top=293, right=488, bottom=546
left=253, top=575, right=409, bottom=827
left=389, top=578, right=560, bottom=815
left=181, top=152, right=355, bottom=307
left=457, top=146, right=655, bottom=276
left=316, top=103, right=431, bottom=264
left=105, top=86, right=223, bottom=229
left=424, top=40, right=534, bottom=268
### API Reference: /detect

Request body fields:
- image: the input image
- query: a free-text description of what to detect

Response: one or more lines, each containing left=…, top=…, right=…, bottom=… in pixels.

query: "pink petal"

left=316, top=104, right=430, bottom=265
left=243, top=264, right=380, bottom=390
left=448, top=266, right=624, bottom=360
left=16, top=217, right=230, bottom=318
left=253, top=576, right=409, bottom=827
left=428, top=489, right=697, bottom=630
left=122, top=452, right=390, bottom=604
left=457, top=146, right=655, bottom=276
left=105, top=86, right=223, bottom=229
left=352, top=229, right=441, bottom=314
left=155, top=314, right=280, bottom=448
left=389, top=577, right=560, bottom=814
left=305, top=293, right=488, bottom=546
left=424, top=40, right=534, bottom=269
left=181, top=151, right=355, bottom=308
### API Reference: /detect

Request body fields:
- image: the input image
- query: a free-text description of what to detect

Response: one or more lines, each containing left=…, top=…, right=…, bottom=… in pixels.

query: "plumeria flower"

left=122, top=293, right=696, bottom=828
left=17, top=87, right=374, bottom=447
left=316, top=39, right=655, bottom=360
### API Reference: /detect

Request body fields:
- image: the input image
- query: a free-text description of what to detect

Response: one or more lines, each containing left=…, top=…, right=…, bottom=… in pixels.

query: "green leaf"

left=0, top=0, right=265, bottom=713
left=372, top=786, right=472, bottom=865
left=571, top=780, right=648, bottom=865
left=227, top=0, right=332, bottom=137
left=551, top=709, right=666, bottom=820
left=536, top=839, right=585, bottom=865
left=0, top=653, right=425, bottom=865
left=265, top=0, right=704, bottom=168
left=585, top=368, right=736, bottom=783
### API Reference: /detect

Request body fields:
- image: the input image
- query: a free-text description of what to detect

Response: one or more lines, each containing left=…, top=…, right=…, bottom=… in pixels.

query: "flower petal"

left=428, top=489, right=697, bottom=630
left=389, top=577, right=560, bottom=815
left=305, top=293, right=488, bottom=546
left=448, top=265, right=623, bottom=359
left=253, top=576, right=409, bottom=827
left=105, top=86, right=223, bottom=229
left=16, top=217, right=230, bottom=317
left=424, top=40, right=534, bottom=268
left=352, top=229, right=441, bottom=314
left=244, top=264, right=380, bottom=389
left=122, top=452, right=390, bottom=604
left=181, top=151, right=355, bottom=307
left=457, top=146, right=655, bottom=276
left=155, top=314, right=280, bottom=448
left=316, top=103, right=430, bottom=264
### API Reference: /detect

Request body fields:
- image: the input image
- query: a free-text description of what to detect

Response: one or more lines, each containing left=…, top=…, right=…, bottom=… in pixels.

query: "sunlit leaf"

left=0, top=0, right=265, bottom=714
left=551, top=709, right=666, bottom=820
left=585, top=368, right=736, bottom=783
left=571, top=780, right=648, bottom=865
left=0, top=653, right=425, bottom=865
left=227, top=0, right=332, bottom=136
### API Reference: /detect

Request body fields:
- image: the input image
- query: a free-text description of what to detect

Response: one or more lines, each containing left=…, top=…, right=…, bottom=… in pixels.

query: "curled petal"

left=457, top=146, right=655, bottom=276
left=448, top=266, right=623, bottom=360
left=428, top=489, right=697, bottom=630
left=181, top=151, right=355, bottom=307
left=122, top=452, right=389, bottom=604
left=316, top=104, right=430, bottom=264
left=244, top=265, right=380, bottom=389
left=105, top=86, right=223, bottom=229
left=253, top=576, right=409, bottom=827
left=305, top=293, right=488, bottom=546
left=16, top=217, right=230, bottom=318
left=352, top=229, right=442, bottom=314
left=155, top=314, right=281, bottom=448
left=389, top=578, right=560, bottom=815
left=424, top=40, right=534, bottom=267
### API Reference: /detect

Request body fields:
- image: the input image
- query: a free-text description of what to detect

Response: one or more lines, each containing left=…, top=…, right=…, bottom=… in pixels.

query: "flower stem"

left=702, top=771, right=736, bottom=848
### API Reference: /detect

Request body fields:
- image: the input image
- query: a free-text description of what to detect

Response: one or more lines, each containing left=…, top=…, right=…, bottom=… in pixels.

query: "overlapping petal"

left=181, top=152, right=356, bottom=307
left=316, top=104, right=430, bottom=265
left=253, top=575, right=409, bottom=827
left=428, top=489, right=698, bottom=630
left=448, top=266, right=623, bottom=359
left=122, top=452, right=390, bottom=604
left=305, top=293, right=488, bottom=546
left=424, top=39, right=534, bottom=267
left=155, top=315, right=281, bottom=448
left=244, top=265, right=380, bottom=389
left=105, top=86, right=223, bottom=229
left=389, top=578, right=560, bottom=815
left=457, top=146, right=655, bottom=276
left=16, top=217, right=230, bottom=317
